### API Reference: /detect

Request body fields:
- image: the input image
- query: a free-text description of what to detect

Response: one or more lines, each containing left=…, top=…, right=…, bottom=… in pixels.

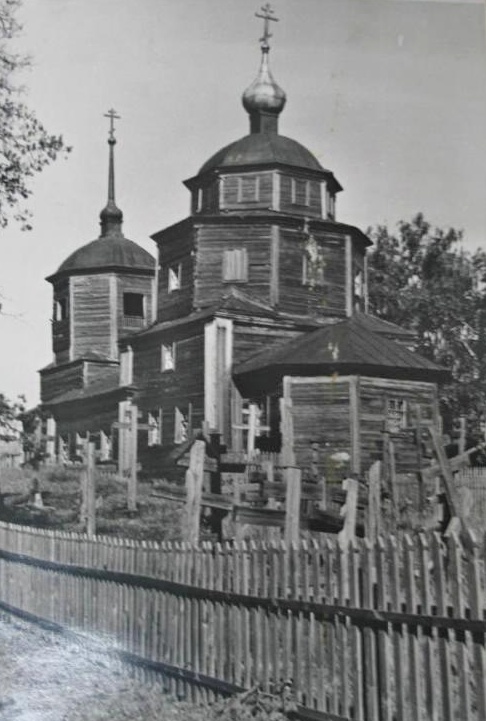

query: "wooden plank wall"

left=359, top=378, right=438, bottom=473
left=288, top=378, right=352, bottom=481
left=220, top=171, right=273, bottom=211
left=84, top=361, right=119, bottom=388
left=133, top=332, right=205, bottom=443
left=279, top=174, right=322, bottom=217
left=157, top=231, right=195, bottom=322
left=194, top=225, right=273, bottom=308
left=0, top=522, right=484, bottom=720
left=72, top=275, right=112, bottom=358
left=278, top=229, right=347, bottom=318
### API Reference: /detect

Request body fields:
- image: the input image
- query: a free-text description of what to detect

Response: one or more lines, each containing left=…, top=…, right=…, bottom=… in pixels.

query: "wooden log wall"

left=194, top=224, right=273, bottom=308
left=0, top=522, right=484, bottom=720
left=219, top=171, right=273, bottom=211
left=279, top=174, right=322, bottom=217
left=359, top=377, right=439, bottom=474
left=84, top=361, right=119, bottom=388
left=71, top=275, right=112, bottom=358
left=157, top=230, right=195, bottom=322
left=278, top=229, right=347, bottom=318
left=287, top=377, right=352, bottom=481
left=133, top=331, right=205, bottom=444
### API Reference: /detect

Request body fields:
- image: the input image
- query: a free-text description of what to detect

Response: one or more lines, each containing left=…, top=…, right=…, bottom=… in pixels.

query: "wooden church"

left=40, top=9, right=448, bottom=478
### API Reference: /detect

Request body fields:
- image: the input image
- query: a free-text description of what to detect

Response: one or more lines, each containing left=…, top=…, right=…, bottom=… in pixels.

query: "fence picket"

left=432, top=532, right=454, bottom=721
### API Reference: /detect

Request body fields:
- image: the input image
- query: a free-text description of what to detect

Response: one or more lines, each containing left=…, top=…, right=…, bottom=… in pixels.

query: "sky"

left=0, top=0, right=485, bottom=406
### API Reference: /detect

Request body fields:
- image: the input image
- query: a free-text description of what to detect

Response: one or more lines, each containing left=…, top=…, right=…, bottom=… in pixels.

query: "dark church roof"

left=199, top=133, right=328, bottom=176
left=48, top=236, right=154, bottom=280
left=233, top=314, right=450, bottom=385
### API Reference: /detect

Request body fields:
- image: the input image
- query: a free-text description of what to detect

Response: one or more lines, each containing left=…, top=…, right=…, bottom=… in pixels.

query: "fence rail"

left=0, top=521, right=485, bottom=720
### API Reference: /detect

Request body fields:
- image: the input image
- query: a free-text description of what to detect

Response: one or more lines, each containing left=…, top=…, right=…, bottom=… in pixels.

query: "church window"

left=161, top=342, right=176, bottom=372
left=147, top=410, right=162, bottom=446
left=168, top=264, right=182, bottom=293
left=238, top=175, right=260, bottom=203
left=120, top=346, right=133, bottom=385
left=302, top=238, right=326, bottom=287
left=386, top=398, right=408, bottom=434
left=196, top=188, right=203, bottom=213
left=291, top=178, right=310, bottom=206
left=123, top=292, right=144, bottom=318
left=55, top=297, right=68, bottom=321
left=174, top=406, right=189, bottom=444
left=222, top=248, right=248, bottom=283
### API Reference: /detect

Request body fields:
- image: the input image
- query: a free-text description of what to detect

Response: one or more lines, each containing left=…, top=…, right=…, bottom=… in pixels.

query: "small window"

left=302, top=238, right=326, bottom=287
left=196, top=188, right=203, bottom=213
left=120, top=346, right=133, bottom=385
left=238, top=175, right=259, bottom=203
left=386, top=399, right=408, bottom=434
left=123, top=293, right=144, bottom=318
left=222, top=248, right=248, bottom=283
left=55, top=297, right=68, bottom=321
left=161, top=342, right=176, bottom=372
left=168, top=264, right=182, bottom=293
left=174, top=407, right=189, bottom=445
left=291, top=178, right=310, bottom=206
left=147, top=410, right=162, bottom=446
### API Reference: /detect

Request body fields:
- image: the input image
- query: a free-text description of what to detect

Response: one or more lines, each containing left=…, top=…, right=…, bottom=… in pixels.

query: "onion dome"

left=242, top=49, right=286, bottom=133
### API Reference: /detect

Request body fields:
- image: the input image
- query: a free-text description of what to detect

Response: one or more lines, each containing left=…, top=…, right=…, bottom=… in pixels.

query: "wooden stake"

left=128, top=404, right=138, bottom=512
left=86, top=441, right=96, bottom=538
left=183, top=440, right=206, bottom=545
left=284, top=467, right=301, bottom=546
left=338, top=477, right=358, bottom=547
left=367, top=461, right=381, bottom=541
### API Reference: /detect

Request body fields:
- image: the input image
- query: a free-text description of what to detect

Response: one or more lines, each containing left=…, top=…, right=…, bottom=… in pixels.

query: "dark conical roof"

left=49, top=236, right=154, bottom=280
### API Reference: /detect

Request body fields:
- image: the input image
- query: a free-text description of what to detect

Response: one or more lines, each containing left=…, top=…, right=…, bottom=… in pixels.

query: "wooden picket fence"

left=0, top=521, right=485, bottom=720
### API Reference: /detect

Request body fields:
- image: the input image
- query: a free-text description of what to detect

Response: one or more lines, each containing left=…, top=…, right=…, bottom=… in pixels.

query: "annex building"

left=39, top=11, right=448, bottom=478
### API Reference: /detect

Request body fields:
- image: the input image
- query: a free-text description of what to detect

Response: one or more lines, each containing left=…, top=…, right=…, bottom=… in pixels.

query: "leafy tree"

left=367, top=213, right=486, bottom=445
left=0, top=0, right=70, bottom=230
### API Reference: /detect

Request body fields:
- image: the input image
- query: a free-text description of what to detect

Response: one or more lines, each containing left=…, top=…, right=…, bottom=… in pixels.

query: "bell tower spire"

left=242, top=4, right=286, bottom=135
left=99, top=108, right=123, bottom=238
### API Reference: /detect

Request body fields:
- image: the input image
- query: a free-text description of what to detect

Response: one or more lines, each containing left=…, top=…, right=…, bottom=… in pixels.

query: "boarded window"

left=168, top=264, right=181, bottom=293
left=302, top=238, right=326, bottom=287
left=161, top=342, right=175, bottom=372
left=174, top=406, right=189, bottom=444
left=222, top=248, right=249, bottom=282
left=291, top=178, right=309, bottom=206
left=386, top=399, right=408, bottom=433
left=123, top=292, right=144, bottom=318
left=120, top=346, right=133, bottom=385
left=238, top=175, right=259, bottom=203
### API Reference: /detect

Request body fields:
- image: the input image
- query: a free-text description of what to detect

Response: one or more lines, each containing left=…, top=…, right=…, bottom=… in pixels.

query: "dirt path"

left=0, top=614, right=202, bottom=721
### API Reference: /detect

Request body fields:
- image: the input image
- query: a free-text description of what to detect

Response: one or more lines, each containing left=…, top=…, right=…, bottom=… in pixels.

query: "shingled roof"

left=233, top=314, right=450, bottom=386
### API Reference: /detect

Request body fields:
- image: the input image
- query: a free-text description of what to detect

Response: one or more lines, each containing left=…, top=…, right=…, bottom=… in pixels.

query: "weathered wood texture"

left=0, top=524, right=484, bottom=720
left=278, top=229, right=347, bottom=318
left=117, top=274, right=154, bottom=335
left=359, top=378, right=439, bottom=474
left=287, top=377, right=352, bottom=479
left=133, top=332, right=205, bottom=443
left=195, top=224, right=273, bottom=308
left=279, top=174, right=322, bottom=217
left=156, top=230, right=195, bottom=322
left=220, top=171, right=274, bottom=211
left=40, top=362, right=85, bottom=404
left=84, top=361, right=119, bottom=388
left=55, top=397, right=119, bottom=436
left=232, top=324, right=303, bottom=365
left=71, top=274, right=112, bottom=358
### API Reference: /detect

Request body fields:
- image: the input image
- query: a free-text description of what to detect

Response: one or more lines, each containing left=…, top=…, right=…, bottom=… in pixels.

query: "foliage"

left=0, top=0, right=70, bottom=230
left=367, top=213, right=486, bottom=442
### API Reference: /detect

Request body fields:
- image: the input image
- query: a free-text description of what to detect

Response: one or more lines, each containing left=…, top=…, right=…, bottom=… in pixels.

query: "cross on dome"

left=255, top=3, right=279, bottom=52
left=104, top=108, right=121, bottom=144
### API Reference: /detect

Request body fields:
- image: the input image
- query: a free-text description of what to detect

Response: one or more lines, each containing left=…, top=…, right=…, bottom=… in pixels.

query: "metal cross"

left=104, top=108, right=121, bottom=141
left=255, top=3, right=279, bottom=50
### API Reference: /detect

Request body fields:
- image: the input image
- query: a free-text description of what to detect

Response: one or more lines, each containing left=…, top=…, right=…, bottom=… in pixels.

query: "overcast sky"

left=1, top=0, right=485, bottom=406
